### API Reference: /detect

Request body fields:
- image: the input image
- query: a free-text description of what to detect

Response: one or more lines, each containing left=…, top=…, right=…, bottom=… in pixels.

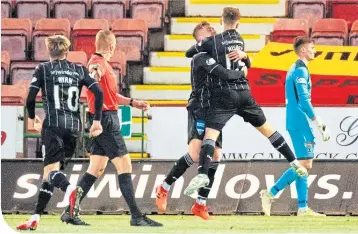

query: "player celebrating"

left=17, top=35, right=104, bottom=230
left=61, top=30, right=162, bottom=227
left=184, top=7, right=308, bottom=197
left=260, top=37, right=330, bottom=217
left=155, top=22, right=246, bottom=220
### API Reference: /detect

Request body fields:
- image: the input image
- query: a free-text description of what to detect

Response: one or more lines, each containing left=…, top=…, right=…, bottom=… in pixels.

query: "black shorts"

left=41, top=127, right=78, bottom=168
left=187, top=107, right=223, bottom=148
left=206, top=90, right=266, bottom=131
left=87, top=111, right=128, bottom=159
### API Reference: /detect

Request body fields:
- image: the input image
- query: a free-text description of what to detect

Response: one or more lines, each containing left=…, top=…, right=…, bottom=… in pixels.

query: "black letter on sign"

left=339, top=79, right=358, bottom=88
left=256, top=74, right=281, bottom=85
left=347, top=95, right=358, bottom=104
left=313, top=79, right=338, bottom=87
left=270, top=50, right=293, bottom=56
left=325, top=52, right=351, bottom=61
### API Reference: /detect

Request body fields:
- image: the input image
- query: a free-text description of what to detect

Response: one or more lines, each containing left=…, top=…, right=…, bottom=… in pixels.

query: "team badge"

left=206, top=58, right=216, bottom=66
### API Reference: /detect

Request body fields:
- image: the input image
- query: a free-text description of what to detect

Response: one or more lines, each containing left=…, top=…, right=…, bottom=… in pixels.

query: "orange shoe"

left=191, top=202, right=213, bottom=220
left=16, top=219, right=39, bottom=231
left=155, top=185, right=168, bottom=212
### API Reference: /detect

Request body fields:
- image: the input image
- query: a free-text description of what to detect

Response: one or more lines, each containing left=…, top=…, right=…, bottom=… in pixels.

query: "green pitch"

left=3, top=215, right=358, bottom=233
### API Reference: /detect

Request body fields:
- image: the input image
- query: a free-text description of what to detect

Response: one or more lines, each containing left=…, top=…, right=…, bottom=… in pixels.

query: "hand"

left=132, top=100, right=150, bottom=111
left=28, top=116, right=42, bottom=132
left=89, top=63, right=102, bottom=81
left=89, top=120, right=103, bottom=137
left=242, top=66, right=248, bottom=78
left=313, top=117, right=331, bottom=142
left=228, top=49, right=247, bottom=62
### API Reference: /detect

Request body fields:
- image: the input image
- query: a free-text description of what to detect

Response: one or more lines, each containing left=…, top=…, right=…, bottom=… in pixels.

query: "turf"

left=3, top=214, right=358, bottom=233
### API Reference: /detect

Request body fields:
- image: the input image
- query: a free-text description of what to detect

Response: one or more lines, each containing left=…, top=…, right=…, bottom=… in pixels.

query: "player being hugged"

left=17, top=35, right=104, bottom=230
left=260, top=37, right=330, bottom=217
left=184, top=7, right=309, bottom=197
left=60, top=30, right=162, bottom=227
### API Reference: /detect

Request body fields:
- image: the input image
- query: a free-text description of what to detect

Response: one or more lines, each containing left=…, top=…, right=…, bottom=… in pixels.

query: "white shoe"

left=297, top=208, right=326, bottom=216
left=189, top=190, right=198, bottom=199
left=184, top=174, right=209, bottom=197
left=260, top=190, right=274, bottom=216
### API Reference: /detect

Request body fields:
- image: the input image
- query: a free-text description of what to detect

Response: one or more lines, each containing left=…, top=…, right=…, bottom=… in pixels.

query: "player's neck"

left=95, top=51, right=112, bottom=61
left=224, top=25, right=236, bottom=31
left=299, top=57, right=309, bottom=66
left=50, top=56, right=66, bottom=61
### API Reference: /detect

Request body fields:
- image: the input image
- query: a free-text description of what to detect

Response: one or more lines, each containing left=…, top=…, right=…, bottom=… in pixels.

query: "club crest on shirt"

left=296, top=77, right=306, bottom=84
left=206, top=58, right=216, bottom=66
left=31, top=77, right=37, bottom=83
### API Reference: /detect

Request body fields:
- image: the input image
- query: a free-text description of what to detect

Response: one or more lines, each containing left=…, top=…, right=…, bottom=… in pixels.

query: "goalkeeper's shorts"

left=288, top=128, right=315, bottom=160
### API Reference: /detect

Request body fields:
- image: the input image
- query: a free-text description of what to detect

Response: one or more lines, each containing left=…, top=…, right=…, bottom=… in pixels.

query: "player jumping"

left=155, top=22, right=246, bottom=220
left=184, top=7, right=308, bottom=197
left=17, top=35, right=104, bottom=230
left=260, top=37, right=330, bottom=217
left=61, top=30, right=162, bottom=227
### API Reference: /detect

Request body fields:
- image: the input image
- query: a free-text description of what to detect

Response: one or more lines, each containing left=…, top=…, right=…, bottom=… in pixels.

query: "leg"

left=296, top=159, right=312, bottom=211
left=112, top=154, right=162, bottom=226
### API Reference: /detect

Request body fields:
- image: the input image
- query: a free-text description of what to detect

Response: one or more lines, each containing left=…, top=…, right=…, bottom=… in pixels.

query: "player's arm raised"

left=185, top=37, right=213, bottom=58
left=26, top=65, right=43, bottom=132
left=82, top=66, right=104, bottom=137
left=197, top=54, right=247, bottom=80
left=294, top=68, right=330, bottom=141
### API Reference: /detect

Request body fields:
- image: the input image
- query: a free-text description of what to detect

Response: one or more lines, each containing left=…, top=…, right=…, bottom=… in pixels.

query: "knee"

left=43, top=164, right=60, bottom=180
left=87, top=166, right=106, bottom=178
left=300, top=160, right=313, bottom=170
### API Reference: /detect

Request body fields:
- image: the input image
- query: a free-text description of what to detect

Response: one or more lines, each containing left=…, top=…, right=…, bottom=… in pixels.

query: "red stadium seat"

left=33, top=19, right=71, bottom=61
left=112, top=19, right=148, bottom=62
left=1, top=81, right=28, bottom=105
left=1, top=18, right=32, bottom=61
left=15, top=0, right=50, bottom=25
left=271, top=19, right=309, bottom=43
left=130, top=0, right=167, bottom=29
left=349, top=20, right=358, bottom=46
left=67, top=51, right=88, bottom=66
left=311, top=19, right=348, bottom=45
left=329, top=0, right=358, bottom=29
left=1, top=0, right=12, bottom=18
left=72, top=19, right=109, bottom=59
left=289, top=0, right=327, bottom=28
left=110, top=49, right=127, bottom=91
left=92, top=0, right=126, bottom=25
left=10, top=62, right=38, bottom=85
left=53, top=0, right=88, bottom=27
left=1, top=51, right=10, bottom=83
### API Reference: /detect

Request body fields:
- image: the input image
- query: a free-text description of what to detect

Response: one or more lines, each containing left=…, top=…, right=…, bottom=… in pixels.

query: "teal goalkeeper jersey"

left=285, top=59, right=315, bottom=131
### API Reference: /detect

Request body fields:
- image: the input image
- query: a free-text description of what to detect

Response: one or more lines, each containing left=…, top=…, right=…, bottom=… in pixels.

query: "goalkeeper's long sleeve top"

left=285, top=59, right=315, bottom=131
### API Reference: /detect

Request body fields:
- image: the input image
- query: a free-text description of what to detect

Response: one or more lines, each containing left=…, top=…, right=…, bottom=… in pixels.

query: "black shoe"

left=61, top=210, right=90, bottom=226
left=130, top=215, right=163, bottom=227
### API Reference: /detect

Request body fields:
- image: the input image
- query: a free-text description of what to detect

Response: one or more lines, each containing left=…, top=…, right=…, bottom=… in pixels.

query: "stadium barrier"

left=2, top=159, right=358, bottom=215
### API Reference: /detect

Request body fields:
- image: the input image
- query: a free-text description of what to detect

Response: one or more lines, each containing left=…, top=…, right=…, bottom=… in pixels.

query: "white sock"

left=196, top=197, right=207, bottom=206
left=299, top=207, right=308, bottom=212
left=162, top=182, right=170, bottom=191
left=30, top=214, right=40, bottom=222
left=62, top=184, right=76, bottom=206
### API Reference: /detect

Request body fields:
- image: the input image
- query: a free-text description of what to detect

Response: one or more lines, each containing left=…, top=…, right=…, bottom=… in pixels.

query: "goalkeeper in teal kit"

left=260, top=37, right=331, bottom=216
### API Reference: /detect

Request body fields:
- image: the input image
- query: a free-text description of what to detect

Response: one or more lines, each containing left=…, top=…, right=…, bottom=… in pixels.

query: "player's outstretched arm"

left=185, top=44, right=202, bottom=58
left=294, top=68, right=330, bottom=141
left=196, top=53, right=246, bottom=80
left=116, top=94, right=150, bottom=111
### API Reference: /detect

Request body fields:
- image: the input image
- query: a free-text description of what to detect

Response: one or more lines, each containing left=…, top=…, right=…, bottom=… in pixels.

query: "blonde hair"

left=45, top=35, right=71, bottom=58
left=95, top=29, right=116, bottom=51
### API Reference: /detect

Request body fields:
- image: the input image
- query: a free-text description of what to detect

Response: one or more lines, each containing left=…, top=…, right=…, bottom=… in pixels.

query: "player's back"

left=285, top=60, right=312, bottom=130
left=202, top=29, right=249, bottom=90
left=38, top=59, right=86, bottom=131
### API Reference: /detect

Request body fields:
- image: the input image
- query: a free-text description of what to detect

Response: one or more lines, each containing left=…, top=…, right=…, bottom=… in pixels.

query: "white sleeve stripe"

left=195, top=44, right=199, bottom=52
left=209, top=64, right=219, bottom=74
left=30, top=85, right=40, bottom=90
left=87, top=82, right=98, bottom=89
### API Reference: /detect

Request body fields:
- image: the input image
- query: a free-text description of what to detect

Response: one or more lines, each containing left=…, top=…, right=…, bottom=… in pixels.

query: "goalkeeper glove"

left=313, top=117, right=331, bottom=142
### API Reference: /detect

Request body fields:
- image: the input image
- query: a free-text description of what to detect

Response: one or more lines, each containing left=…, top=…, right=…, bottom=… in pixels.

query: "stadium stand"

left=271, top=18, right=309, bottom=43
left=72, top=19, right=109, bottom=58
left=66, top=50, right=88, bottom=66
left=15, top=0, right=50, bottom=25
left=1, top=0, right=12, bottom=18
left=130, top=0, right=167, bottom=29
left=1, top=18, right=32, bottom=61
left=53, top=0, right=88, bottom=27
left=1, top=51, right=10, bottom=84
left=349, top=20, right=358, bottom=46
left=289, top=0, right=327, bottom=28
left=92, top=0, right=126, bottom=24
left=10, top=62, right=38, bottom=85
left=32, top=18, right=71, bottom=61
left=112, top=18, right=148, bottom=62
left=110, top=49, right=127, bottom=91
left=1, top=80, right=28, bottom=105
left=311, top=19, right=348, bottom=45
left=329, top=0, right=358, bottom=29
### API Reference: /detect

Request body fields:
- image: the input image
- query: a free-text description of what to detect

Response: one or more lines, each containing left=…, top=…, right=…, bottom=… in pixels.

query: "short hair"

left=45, top=35, right=70, bottom=58
left=95, top=29, right=115, bottom=50
left=293, top=36, right=314, bottom=52
left=222, top=7, right=240, bottom=25
left=192, top=21, right=210, bottom=39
